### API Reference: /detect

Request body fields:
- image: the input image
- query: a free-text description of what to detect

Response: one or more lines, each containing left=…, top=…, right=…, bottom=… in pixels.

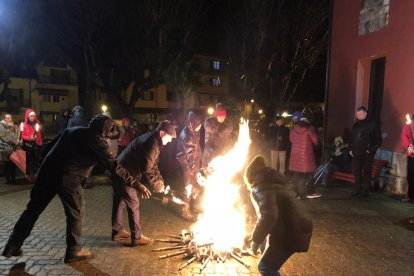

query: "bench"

left=330, top=159, right=389, bottom=185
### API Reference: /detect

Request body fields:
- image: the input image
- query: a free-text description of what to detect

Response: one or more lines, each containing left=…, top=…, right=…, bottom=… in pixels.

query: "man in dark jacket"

left=1, top=115, right=149, bottom=263
left=244, top=155, right=313, bottom=275
left=176, top=111, right=203, bottom=220
left=111, top=120, right=176, bottom=246
left=67, top=106, right=89, bottom=128
left=202, top=103, right=233, bottom=168
left=349, top=106, right=382, bottom=197
left=268, top=115, right=290, bottom=176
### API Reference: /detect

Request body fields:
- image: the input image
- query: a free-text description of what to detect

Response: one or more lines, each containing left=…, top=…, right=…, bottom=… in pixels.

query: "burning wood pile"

left=154, top=119, right=255, bottom=272
left=154, top=230, right=255, bottom=272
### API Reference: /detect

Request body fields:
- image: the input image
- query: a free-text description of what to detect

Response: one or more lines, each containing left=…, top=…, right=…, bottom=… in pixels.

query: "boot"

left=131, top=235, right=153, bottom=247
left=2, top=243, right=23, bottom=258
left=64, top=248, right=93, bottom=263
left=181, top=205, right=195, bottom=222
left=111, top=229, right=131, bottom=241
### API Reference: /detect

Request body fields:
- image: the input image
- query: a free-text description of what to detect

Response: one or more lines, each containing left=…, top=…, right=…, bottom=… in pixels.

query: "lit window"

left=210, top=78, right=222, bottom=87
left=212, top=60, right=220, bottom=70
left=141, top=90, right=155, bottom=101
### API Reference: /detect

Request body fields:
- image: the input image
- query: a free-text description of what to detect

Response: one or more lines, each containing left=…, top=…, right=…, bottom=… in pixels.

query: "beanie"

left=244, top=155, right=266, bottom=187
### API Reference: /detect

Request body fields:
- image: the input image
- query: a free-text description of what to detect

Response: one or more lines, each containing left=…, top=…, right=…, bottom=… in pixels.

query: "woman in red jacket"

left=21, top=109, right=42, bottom=182
left=289, top=117, right=321, bottom=199
left=401, top=113, right=414, bottom=203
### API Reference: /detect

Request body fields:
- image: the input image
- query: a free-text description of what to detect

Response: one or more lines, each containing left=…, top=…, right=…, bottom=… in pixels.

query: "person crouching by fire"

left=176, top=111, right=203, bottom=221
left=244, top=155, right=313, bottom=276
left=401, top=112, right=414, bottom=203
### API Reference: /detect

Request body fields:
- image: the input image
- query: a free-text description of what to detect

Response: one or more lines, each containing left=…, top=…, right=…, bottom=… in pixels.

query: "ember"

left=155, top=119, right=254, bottom=271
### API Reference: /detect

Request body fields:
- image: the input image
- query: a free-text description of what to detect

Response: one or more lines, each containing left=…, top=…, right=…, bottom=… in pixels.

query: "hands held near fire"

left=137, top=184, right=151, bottom=199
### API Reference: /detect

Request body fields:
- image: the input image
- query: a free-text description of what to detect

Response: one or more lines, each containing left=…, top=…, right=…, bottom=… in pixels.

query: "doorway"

left=368, top=57, right=385, bottom=123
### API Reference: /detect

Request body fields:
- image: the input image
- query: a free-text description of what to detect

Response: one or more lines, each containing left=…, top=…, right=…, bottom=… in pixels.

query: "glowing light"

left=35, top=123, right=40, bottom=132
left=191, top=118, right=251, bottom=252
left=258, top=109, right=263, bottom=114
left=101, top=105, right=108, bottom=113
left=185, top=184, right=193, bottom=198
left=406, top=114, right=412, bottom=125
left=207, top=107, right=214, bottom=115
left=250, top=99, right=254, bottom=103
left=19, top=122, right=24, bottom=132
left=281, top=112, right=289, bottom=117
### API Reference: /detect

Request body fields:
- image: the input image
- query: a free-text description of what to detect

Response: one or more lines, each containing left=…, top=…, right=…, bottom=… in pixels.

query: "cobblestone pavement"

left=1, top=178, right=414, bottom=275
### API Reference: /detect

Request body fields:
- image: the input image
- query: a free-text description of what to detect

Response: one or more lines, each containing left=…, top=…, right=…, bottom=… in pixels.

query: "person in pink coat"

left=21, top=109, right=43, bottom=183
left=289, top=117, right=321, bottom=199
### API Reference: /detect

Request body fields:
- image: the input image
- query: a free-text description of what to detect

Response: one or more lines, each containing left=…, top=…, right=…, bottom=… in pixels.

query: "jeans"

left=111, top=175, right=142, bottom=239
left=258, top=240, right=293, bottom=276
left=8, top=169, right=85, bottom=253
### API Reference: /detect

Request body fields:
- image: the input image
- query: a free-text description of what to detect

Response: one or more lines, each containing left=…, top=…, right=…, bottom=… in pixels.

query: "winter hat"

left=215, top=103, right=227, bottom=117
left=156, top=120, right=177, bottom=138
left=244, top=155, right=266, bottom=188
left=292, top=111, right=302, bottom=119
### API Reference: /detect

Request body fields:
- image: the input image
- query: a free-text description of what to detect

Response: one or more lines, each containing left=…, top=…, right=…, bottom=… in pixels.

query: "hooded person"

left=244, top=155, right=313, bottom=275
left=118, top=118, right=135, bottom=154
left=202, top=103, right=233, bottom=168
left=110, top=120, right=176, bottom=246
left=21, top=109, right=43, bottom=182
left=67, top=106, right=89, bottom=128
left=176, top=111, right=203, bottom=220
left=2, top=114, right=149, bottom=263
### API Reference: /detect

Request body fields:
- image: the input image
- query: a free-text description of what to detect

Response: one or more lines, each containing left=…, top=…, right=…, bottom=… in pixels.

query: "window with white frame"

left=212, top=60, right=220, bottom=70
left=141, top=90, right=155, bottom=101
left=210, top=77, right=222, bottom=87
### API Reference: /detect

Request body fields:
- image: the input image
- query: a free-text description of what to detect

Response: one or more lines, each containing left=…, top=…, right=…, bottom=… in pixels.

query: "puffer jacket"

left=177, top=111, right=202, bottom=171
left=350, top=117, right=382, bottom=156
left=288, top=121, right=318, bottom=173
left=117, top=130, right=164, bottom=192
left=250, top=168, right=313, bottom=252
left=21, top=109, right=42, bottom=146
left=119, top=118, right=135, bottom=147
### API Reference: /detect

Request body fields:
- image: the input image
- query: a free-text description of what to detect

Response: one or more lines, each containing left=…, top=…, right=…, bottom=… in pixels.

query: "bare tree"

left=225, top=0, right=329, bottom=117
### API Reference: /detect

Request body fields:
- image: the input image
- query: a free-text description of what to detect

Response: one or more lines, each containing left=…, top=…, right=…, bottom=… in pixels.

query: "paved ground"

left=1, top=177, right=414, bottom=275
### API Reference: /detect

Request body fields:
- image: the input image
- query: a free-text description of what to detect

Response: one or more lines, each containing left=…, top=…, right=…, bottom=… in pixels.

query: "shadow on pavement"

left=7, top=262, right=33, bottom=276
left=68, top=258, right=111, bottom=276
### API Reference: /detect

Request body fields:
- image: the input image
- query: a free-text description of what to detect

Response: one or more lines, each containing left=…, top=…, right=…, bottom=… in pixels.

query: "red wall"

left=328, top=0, right=414, bottom=152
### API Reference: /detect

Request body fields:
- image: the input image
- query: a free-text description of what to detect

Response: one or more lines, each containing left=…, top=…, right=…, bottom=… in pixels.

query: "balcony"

left=37, top=74, right=78, bottom=86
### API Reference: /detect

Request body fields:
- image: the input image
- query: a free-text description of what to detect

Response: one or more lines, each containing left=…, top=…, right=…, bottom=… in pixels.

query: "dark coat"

left=350, top=118, right=382, bottom=156
left=251, top=169, right=313, bottom=252
left=117, top=131, right=164, bottom=192
left=177, top=113, right=202, bottom=169
left=41, top=127, right=139, bottom=187
left=268, top=124, right=290, bottom=151
left=67, top=109, right=89, bottom=128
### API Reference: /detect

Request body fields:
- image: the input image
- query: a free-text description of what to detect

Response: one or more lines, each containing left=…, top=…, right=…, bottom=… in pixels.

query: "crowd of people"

left=2, top=102, right=414, bottom=276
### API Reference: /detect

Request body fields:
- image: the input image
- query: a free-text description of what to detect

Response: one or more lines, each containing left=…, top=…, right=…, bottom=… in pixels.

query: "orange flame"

left=191, top=118, right=251, bottom=251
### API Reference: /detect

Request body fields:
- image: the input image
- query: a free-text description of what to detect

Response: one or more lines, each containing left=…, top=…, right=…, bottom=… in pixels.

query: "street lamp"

left=207, top=107, right=214, bottom=115
left=281, top=111, right=289, bottom=117
left=250, top=99, right=255, bottom=103
left=258, top=109, right=263, bottom=114
left=101, top=105, right=108, bottom=113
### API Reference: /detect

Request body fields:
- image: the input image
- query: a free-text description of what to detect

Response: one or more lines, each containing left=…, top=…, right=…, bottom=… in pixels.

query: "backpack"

left=276, top=188, right=313, bottom=252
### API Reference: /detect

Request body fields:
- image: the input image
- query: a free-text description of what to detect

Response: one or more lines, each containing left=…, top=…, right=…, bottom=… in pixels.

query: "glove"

left=250, top=241, right=260, bottom=255
left=137, top=184, right=151, bottom=199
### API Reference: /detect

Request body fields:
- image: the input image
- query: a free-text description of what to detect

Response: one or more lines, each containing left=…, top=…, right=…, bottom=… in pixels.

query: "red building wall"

left=328, top=0, right=414, bottom=152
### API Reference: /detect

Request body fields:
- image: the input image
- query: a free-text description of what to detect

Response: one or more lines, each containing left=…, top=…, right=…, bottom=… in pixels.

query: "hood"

left=89, top=115, right=115, bottom=138
left=24, top=109, right=39, bottom=124
left=72, top=106, right=87, bottom=118
left=186, top=111, right=202, bottom=131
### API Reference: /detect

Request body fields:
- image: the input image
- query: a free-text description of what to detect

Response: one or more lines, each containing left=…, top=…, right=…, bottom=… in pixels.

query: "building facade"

left=327, top=0, right=412, bottom=193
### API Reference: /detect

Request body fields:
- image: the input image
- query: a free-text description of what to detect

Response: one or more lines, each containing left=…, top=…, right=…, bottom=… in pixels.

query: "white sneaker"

left=306, top=193, right=322, bottom=199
